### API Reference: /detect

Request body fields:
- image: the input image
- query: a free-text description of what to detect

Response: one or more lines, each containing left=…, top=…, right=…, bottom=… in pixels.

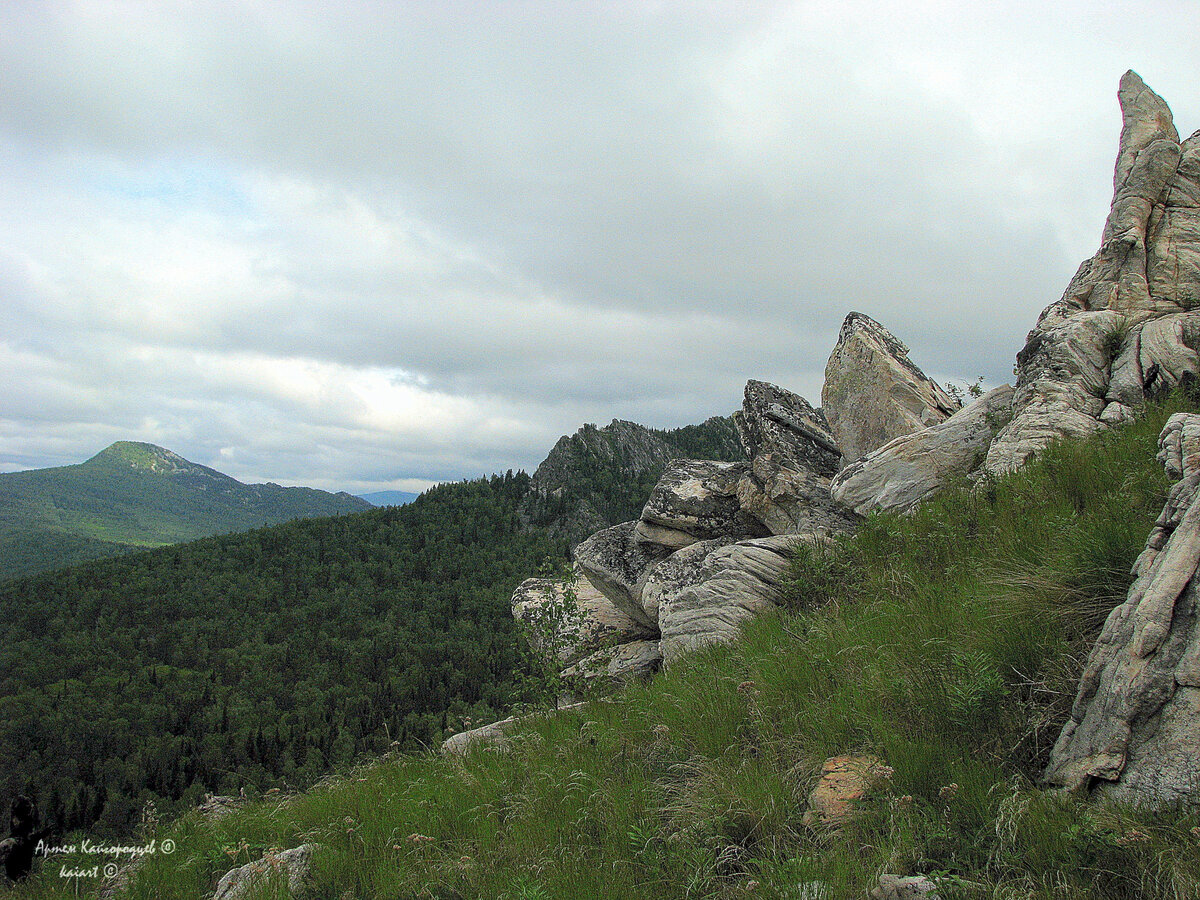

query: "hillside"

left=0, top=442, right=371, bottom=580
left=29, top=396, right=1200, bottom=900
left=0, top=415, right=739, bottom=838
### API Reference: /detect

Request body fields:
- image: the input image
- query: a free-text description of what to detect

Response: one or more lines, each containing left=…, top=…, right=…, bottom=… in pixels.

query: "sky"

left=1, top=1, right=1198, bottom=495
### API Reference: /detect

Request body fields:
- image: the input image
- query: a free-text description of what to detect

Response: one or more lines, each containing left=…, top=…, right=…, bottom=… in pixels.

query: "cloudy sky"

left=1, top=1, right=1197, bottom=494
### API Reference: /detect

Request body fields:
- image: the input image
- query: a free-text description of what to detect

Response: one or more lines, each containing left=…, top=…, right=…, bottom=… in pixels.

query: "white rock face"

left=658, top=534, right=813, bottom=666
left=983, top=72, right=1200, bottom=477
left=830, top=385, right=1014, bottom=516
left=1043, top=413, right=1200, bottom=807
left=822, top=311, right=960, bottom=467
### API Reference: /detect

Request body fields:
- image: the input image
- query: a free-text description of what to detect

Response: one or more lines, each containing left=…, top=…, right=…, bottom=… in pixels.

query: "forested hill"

left=0, top=415, right=740, bottom=838
left=0, top=441, right=371, bottom=580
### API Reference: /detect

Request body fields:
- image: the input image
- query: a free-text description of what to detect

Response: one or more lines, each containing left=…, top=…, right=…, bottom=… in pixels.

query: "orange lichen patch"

left=803, top=754, right=890, bottom=826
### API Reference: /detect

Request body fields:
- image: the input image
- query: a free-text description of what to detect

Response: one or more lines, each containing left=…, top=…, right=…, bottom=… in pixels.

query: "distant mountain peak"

left=89, top=441, right=221, bottom=479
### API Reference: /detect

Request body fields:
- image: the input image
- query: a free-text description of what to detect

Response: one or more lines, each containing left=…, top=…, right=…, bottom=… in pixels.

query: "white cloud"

left=1, top=1, right=1198, bottom=490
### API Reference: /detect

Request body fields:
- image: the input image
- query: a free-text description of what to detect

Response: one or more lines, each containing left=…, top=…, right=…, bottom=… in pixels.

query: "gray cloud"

left=1, top=1, right=1198, bottom=490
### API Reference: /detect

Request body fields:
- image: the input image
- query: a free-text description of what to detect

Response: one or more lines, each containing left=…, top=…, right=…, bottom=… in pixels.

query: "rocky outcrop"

left=739, top=452, right=861, bottom=534
left=822, top=312, right=960, bottom=466
left=735, top=380, right=841, bottom=475
left=732, top=380, right=856, bottom=536
left=830, top=384, right=1014, bottom=516
left=983, top=72, right=1200, bottom=476
left=573, top=521, right=670, bottom=630
left=212, top=845, right=318, bottom=900
left=634, top=458, right=764, bottom=551
left=511, top=572, right=653, bottom=666
left=658, top=534, right=816, bottom=665
left=1044, top=413, right=1200, bottom=807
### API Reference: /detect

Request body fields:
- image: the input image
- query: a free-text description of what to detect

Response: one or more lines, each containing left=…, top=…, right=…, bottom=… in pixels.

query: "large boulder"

left=574, top=521, right=670, bottom=630
left=738, top=452, right=860, bottom=535
left=635, top=459, right=765, bottom=551
left=830, top=384, right=1015, bottom=516
left=511, top=572, right=654, bottom=666
left=658, top=534, right=815, bottom=665
left=822, top=312, right=960, bottom=466
left=731, top=380, right=854, bottom=536
left=1043, top=413, right=1200, bottom=807
left=734, top=380, right=841, bottom=476
left=983, top=72, right=1200, bottom=476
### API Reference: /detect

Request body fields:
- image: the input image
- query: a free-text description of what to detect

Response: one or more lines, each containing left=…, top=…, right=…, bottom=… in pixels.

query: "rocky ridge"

left=448, top=72, right=1200, bottom=819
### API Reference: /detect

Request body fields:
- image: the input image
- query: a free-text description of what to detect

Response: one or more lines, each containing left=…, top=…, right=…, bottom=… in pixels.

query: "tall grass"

left=15, top=396, right=1200, bottom=899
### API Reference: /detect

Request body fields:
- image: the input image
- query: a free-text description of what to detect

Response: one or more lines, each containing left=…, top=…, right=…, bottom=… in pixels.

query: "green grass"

left=14, top=397, right=1200, bottom=899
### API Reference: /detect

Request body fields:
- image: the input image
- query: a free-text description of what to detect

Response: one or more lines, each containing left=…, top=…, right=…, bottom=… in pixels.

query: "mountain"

left=0, top=441, right=371, bottom=580
left=358, top=490, right=420, bottom=506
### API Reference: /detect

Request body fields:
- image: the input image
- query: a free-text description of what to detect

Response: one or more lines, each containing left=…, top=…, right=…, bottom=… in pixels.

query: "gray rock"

left=831, top=384, right=1015, bottom=515
left=658, top=534, right=814, bottom=666
left=983, top=73, right=1200, bottom=476
left=737, top=452, right=861, bottom=535
left=512, top=572, right=654, bottom=666
left=574, top=521, right=670, bottom=630
left=1044, top=414, right=1200, bottom=808
left=822, top=311, right=960, bottom=467
left=734, top=380, right=841, bottom=477
left=561, top=639, right=662, bottom=687
left=441, top=702, right=588, bottom=755
left=636, top=459, right=764, bottom=550
left=212, top=845, right=318, bottom=900
left=869, top=874, right=941, bottom=900
left=640, top=538, right=732, bottom=625
left=982, top=309, right=1120, bottom=476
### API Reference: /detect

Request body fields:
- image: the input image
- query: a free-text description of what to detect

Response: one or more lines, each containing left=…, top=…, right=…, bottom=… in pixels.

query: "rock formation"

left=1043, top=412, right=1200, bottom=807
left=982, top=71, right=1200, bottom=476
left=822, top=312, right=960, bottom=466
left=511, top=571, right=653, bottom=666
left=635, top=458, right=764, bottom=551
left=657, top=534, right=819, bottom=665
left=830, top=384, right=1014, bottom=516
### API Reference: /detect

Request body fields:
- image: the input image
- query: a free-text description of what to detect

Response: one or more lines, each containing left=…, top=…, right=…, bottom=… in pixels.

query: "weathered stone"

left=658, top=534, right=814, bottom=665
left=561, top=639, right=662, bottom=687
left=1044, top=414, right=1200, bottom=807
left=822, top=311, right=960, bottom=466
left=640, top=538, right=732, bottom=625
left=574, top=521, right=670, bottom=630
left=984, top=74, right=1200, bottom=476
left=734, top=380, right=841, bottom=477
left=803, top=755, right=889, bottom=827
left=212, top=845, right=318, bottom=900
left=511, top=572, right=653, bottom=666
left=636, top=459, right=764, bottom=550
left=831, top=384, right=1014, bottom=515
left=870, top=874, right=942, bottom=900
left=737, top=453, right=860, bottom=535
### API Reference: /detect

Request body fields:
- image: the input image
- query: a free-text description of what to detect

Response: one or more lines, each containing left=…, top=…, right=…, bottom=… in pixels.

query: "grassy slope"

left=19, top=399, right=1200, bottom=900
